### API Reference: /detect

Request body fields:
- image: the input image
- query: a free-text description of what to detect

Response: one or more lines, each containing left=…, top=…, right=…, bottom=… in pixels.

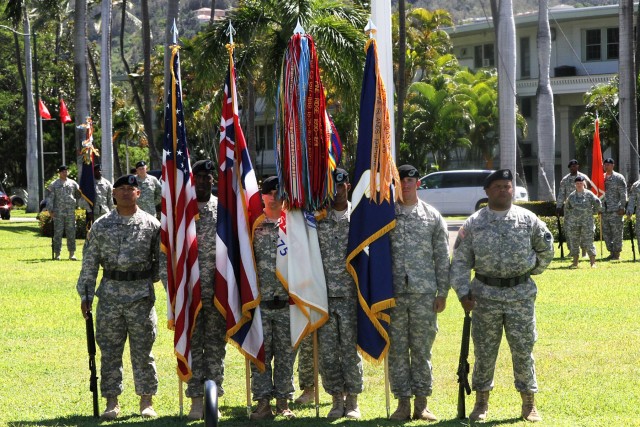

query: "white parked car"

left=417, top=170, right=529, bottom=215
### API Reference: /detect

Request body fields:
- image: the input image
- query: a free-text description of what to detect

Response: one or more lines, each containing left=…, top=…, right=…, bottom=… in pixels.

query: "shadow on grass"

left=7, top=414, right=186, bottom=427
left=0, top=224, right=41, bottom=235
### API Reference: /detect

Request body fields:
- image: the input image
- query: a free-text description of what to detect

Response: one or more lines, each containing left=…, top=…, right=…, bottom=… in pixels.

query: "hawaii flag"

left=214, top=46, right=265, bottom=371
left=346, top=38, right=399, bottom=363
left=591, top=117, right=605, bottom=198
left=276, top=209, right=328, bottom=348
left=160, top=43, right=202, bottom=381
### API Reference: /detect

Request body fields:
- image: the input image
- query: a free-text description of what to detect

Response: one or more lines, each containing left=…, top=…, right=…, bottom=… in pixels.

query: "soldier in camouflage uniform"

left=316, top=168, right=363, bottom=419
left=388, top=164, right=450, bottom=422
left=556, top=159, right=592, bottom=256
left=294, top=335, right=315, bottom=404
left=626, top=178, right=640, bottom=250
left=249, top=176, right=296, bottom=420
left=601, top=158, right=627, bottom=260
left=135, top=161, right=162, bottom=217
left=77, top=174, right=161, bottom=420
left=565, top=176, right=602, bottom=268
left=450, top=169, right=554, bottom=423
left=184, top=160, right=226, bottom=420
left=47, top=165, right=81, bottom=260
left=92, top=164, right=113, bottom=219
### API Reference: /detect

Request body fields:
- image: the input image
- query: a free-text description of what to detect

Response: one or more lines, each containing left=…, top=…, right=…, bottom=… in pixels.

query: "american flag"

left=214, top=48, right=265, bottom=371
left=160, top=44, right=202, bottom=381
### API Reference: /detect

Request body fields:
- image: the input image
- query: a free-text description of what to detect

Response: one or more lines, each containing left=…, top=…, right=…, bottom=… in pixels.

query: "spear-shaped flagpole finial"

left=293, top=19, right=305, bottom=35
left=365, top=18, right=377, bottom=38
left=225, top=21, right=236, bottom=45
left=171, top=19, right=178, bottom=44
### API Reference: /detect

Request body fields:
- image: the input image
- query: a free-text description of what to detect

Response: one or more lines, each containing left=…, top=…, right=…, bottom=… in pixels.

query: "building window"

left=607, top=27, right=619, bottom=59
left=474, top=43, right=495, bottom=68
left=585, top=29, right=601, bottom=61
left=520, top=37, right=531, bottom=78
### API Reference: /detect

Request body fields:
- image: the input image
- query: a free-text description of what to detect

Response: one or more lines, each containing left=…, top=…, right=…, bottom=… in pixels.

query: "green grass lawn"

left=0, top=221, right=639, bottom=426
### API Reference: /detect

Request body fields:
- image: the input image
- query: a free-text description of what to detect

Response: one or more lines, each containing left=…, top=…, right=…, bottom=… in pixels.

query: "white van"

left=417, top=170, right=529, bottom=215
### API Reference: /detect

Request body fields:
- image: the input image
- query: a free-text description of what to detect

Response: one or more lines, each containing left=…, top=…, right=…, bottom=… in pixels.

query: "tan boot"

left=570, top=255, right=579, bottom=268
left=294, top=387, right=314, bottom=404
left=469, top=390, right=490, bottom=421
left=345, top=394, right=361, bottom=419
left=250, top=399, right=274, bottom=420
left=389, top=397, right=411, bottom=420
left=327, top=394, right=345, bottom=419
left=275, top=398, right=296, bottom=419
left=100, top=397, right=120, bottom=420
left=413, top=396, right=437, bottom=421
left=187, top=396, right=203, bottom=420
left=589, top=254, right=597, bottom=267
left=140, top=395, right=157, bottom=418
left=520, top=392, right=542, bottom=422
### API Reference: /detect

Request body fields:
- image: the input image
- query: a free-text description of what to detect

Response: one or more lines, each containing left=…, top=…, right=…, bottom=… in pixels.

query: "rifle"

left=629, top=220, right=636, bottom=262
left=85, top=286, right=99, bottom=417
left=457, top=311, right=472, bottom=419
left=556, top=214, right=565, bottom=259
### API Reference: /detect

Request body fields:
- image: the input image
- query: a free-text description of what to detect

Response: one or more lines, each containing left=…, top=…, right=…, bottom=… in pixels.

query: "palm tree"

left=619, top=0, right=638, bottom=182
left=100, top=0, right=114, bottom=182
left=396, top=0, right=406, bottom=151
left=195, top=0, right=368, bottom=159
left=3, top=0, right=39, bottom=212
left=536, top=0, right=555, bottom=201
left=73, top=0, right=90, bottom=166
left=113, top=105, right=148, bottom=176
left=496, top=0, right=517, bottom=176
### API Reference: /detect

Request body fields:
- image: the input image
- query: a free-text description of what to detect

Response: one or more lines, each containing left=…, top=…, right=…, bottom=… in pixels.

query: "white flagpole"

left=61, top=121, right=66, bottom=166
left=371, top=0, right=396, bottom=160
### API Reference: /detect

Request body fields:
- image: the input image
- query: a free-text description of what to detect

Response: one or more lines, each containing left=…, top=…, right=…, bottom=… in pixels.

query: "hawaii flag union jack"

left=214, top=47, right=265, bottom=370
left=161, top=44, right=202, bottom=381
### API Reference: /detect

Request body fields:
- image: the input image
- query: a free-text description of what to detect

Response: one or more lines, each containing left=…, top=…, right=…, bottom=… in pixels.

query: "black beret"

left=334, top=168, right=349, bottom=184
left=603, top=157, right=615, bottom=164
left=135, top=160, right=147, bottom=168
left=192, top=159, right=215, bottom=175
left=398, top=164, right=419, bottom=179
left=93, top=163, right=102, bottom=171
left=575, top=176, right=585, bottom=182
left=568, top=159, right=579, bottom=167
left=114, top=174, right=139, bottom=188
left=261, top=176, right=279, bottom=194
left=484, top=169, right=513, bottom=188
left=58, top=165, right=68, bottom=172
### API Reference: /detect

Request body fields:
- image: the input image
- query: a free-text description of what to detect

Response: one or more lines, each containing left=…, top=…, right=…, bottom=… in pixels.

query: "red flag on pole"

left=591, top=117, right=605, bottom=198
left=39, top=99, right=51, bottom=119
left=59, top=99, right=72, bottom=124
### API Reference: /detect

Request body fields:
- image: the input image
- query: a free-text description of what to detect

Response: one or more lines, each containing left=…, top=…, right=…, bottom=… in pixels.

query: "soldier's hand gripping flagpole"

left=457, top=311, right=472, bottom=419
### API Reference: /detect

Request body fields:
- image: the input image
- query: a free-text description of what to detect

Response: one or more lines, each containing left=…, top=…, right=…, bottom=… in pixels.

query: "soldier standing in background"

left=93, top=164, right=113, bottom=219
left=564, top=176, right=601, bottom=268
left=77, top=174, right=161, bottom=420
left=556, top=159, right=591, bottom=257
left=316, top=168, right=363, bottom=419
left=388, top=164, right=450, bottom=422
left=135, top=161, right=162, bottom=216
left=450, top=169, right=554, bottom=423
left=48, top=164, right=81, bottom=260
left=250, top=176, right=296, bottom=420
left=601, top=158, right=627, bottom=260
left=626, top=177, right=640, bottom=250
left=184, top=159, right=226, bottom=420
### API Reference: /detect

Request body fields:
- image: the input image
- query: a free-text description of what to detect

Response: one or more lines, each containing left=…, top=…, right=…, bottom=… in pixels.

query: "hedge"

left=37, top=209, right=90, bottom=239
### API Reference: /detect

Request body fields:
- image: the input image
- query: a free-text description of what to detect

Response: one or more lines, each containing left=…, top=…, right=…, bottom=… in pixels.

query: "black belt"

left=475, top=272, right=530, bottom=288
left=103, top=269, right=152, bottom=281
left=262, top=297, right=288, bottom=309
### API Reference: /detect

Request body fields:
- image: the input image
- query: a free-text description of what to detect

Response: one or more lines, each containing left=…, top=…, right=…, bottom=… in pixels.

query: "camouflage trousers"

left=318, top=297, right=363, bottom=395
left=471, top=296, right=537, bottom=393
left=388, top=293, right=437, bottom=398
left=297, top=334, right=314, bottom=390
left=602, top=211, right=624, bottom=252
left=96, top=297, right=158, bottom=397
left=566, top=222, right=596, bottom=257
left=52, top=213, right=76, bottom=254
left=251, top=304, right=295, bottom=401
left=186, top=301, right=227, bottom=398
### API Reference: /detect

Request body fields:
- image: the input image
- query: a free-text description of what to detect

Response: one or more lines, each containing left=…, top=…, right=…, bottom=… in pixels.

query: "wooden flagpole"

left=245, top=358, right=252, bottom=417
left=384, top=357, right=391, bottom=418
left=313, top=331, right=320, bottom=417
